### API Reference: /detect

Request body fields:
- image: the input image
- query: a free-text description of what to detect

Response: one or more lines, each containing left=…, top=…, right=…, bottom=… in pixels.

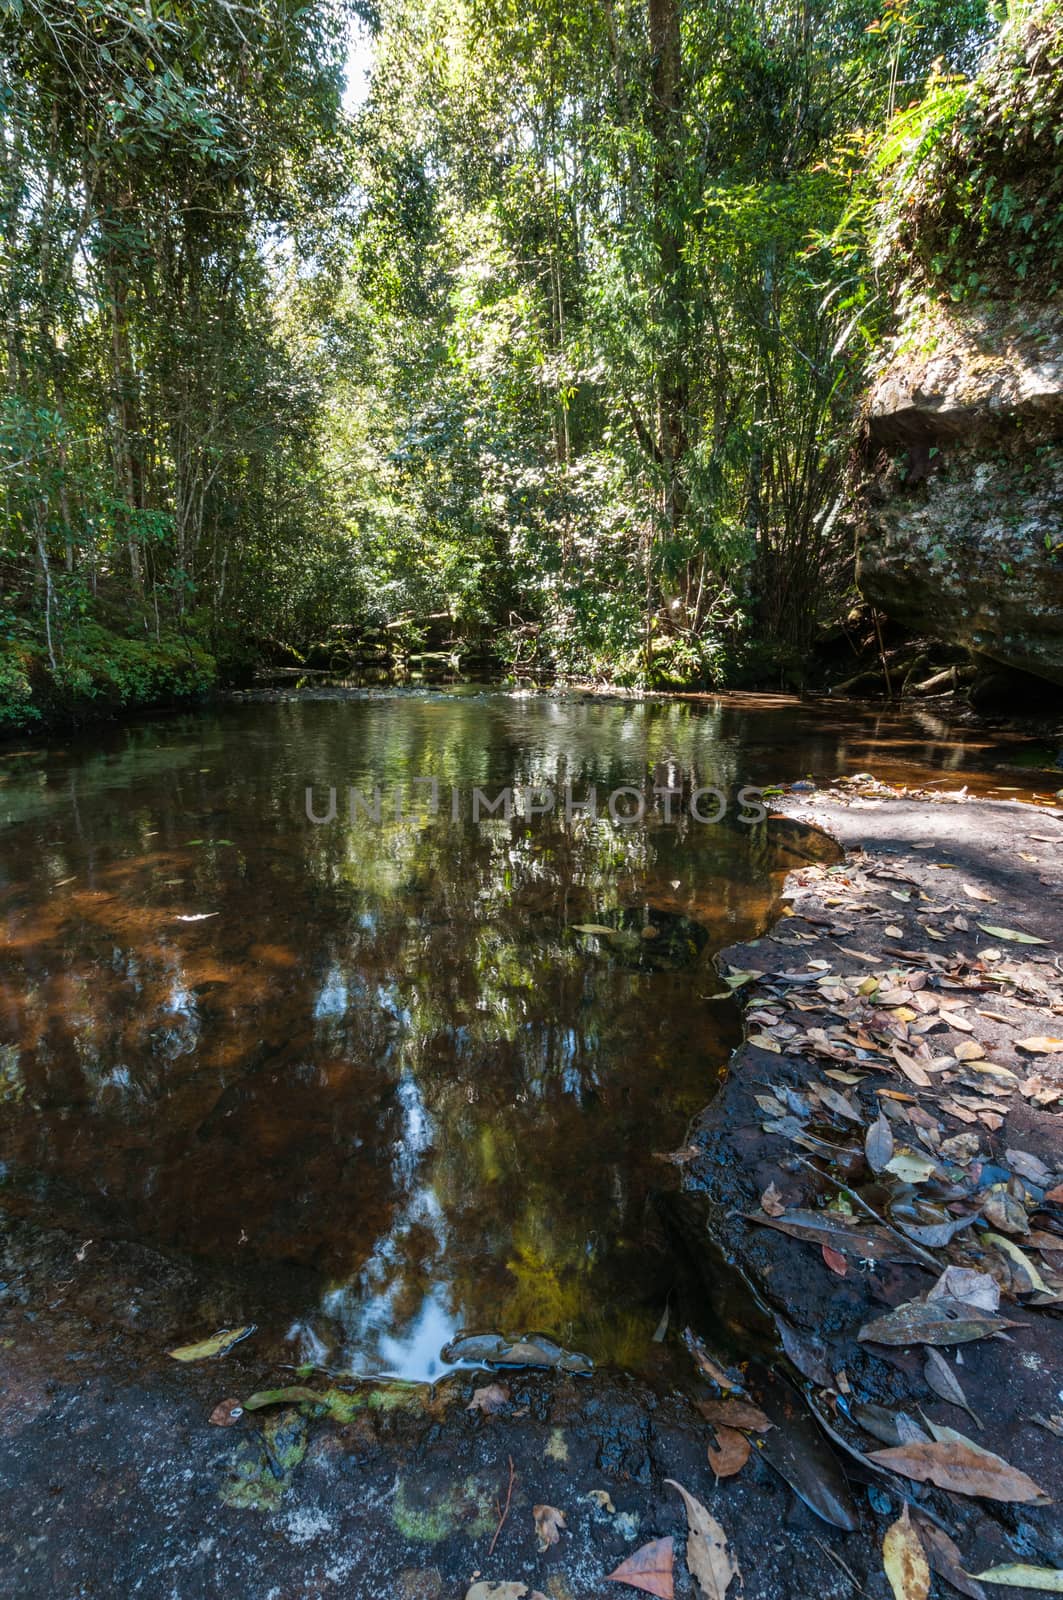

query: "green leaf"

left=167, top=1325, right=256, bottom=1362
left=976, top=924, right=1050, bottom=946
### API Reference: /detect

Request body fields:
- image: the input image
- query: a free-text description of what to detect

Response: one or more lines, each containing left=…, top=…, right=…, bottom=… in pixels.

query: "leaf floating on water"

left=859, top=1296, right=1018, bottom=1346
left=976, top=924, right=1049, bottom=946
left=665, top=1480, right=740, bottom=1600
left=1016, top=1036, right=1063, bottom=1054
left=208, top=1398, right=244, bottom=1427
left=969, top=1567, right=1063, bottom=1591
left=606, top=1537, right=675, bottom=1599
left=924, top=1348, right=982, bottom=1429
left=722, top=968, right=761, bottom=989
left=868, top=1439, right=1049, bottom=1503
left=883, top=1504, right=930, bottom=1600
left=865, top=1113, right=895, bottom=1174
left=167, top=1324, right=255, bottom=1362
left=533, top=1504, right=566, bottom=1551
left=707, top=1426, right=751, bottom=1479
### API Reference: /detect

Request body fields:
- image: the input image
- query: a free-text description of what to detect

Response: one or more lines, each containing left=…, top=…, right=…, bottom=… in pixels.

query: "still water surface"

left=0, top=691, right=1047, bottom=1380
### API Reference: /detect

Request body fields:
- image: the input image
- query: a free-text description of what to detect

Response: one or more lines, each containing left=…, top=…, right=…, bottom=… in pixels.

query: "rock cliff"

left=857, top=4, right=1063, bottom=690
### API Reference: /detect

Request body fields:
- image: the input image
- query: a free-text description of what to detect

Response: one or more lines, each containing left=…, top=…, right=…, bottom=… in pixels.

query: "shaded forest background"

left=1, top=0, right=1042, bottom=726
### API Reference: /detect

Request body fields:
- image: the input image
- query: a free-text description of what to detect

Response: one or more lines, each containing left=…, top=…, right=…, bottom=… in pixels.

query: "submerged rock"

left=440, top=1331, right=593, bottom=1374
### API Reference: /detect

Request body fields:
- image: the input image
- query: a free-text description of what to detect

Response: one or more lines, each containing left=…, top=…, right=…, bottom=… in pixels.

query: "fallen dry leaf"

left=929, top=1266, right=1000, bottom=1313
left=924, top=1348, right=981, bottom=1429
left=533, top=1504, right=566, bottom=1551
left=976, top=924, right=1049, bottom=946
left=666, top=1479, right=740, bottom=1600
left=883, top=1504, right=930, bottom=1600
left=707, top=1426, right=751, bottom=1479
left=865, top=1113, right=895, bottom=1174
left=913, top=1518, right=986, bottom=1600
left=859, top=1295, right=1016, bottom=1346
left=208, top=1398, right=244, bottom=1427
left=606, top=1537, right=675, bottom=1598
left=695, top=1399, right=772, bottom=1434
left=868, top=1439, right=1049, bottom=1503
left=465, top=1586, right=530, bottom=1600
left=968, top=1566, right=1063, bottom=1591
left=468, top=1383, right=510, bottom=1415
left=822, top=1243, right=848, bottom=1276
left=1016, top=1036, right=1063, bottom=1054
left=759, top=1181, right=785, bottom=1217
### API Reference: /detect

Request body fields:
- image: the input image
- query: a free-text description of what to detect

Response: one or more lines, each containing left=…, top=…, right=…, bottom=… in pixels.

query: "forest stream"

left=0, top=690, right=1054, bottom=1381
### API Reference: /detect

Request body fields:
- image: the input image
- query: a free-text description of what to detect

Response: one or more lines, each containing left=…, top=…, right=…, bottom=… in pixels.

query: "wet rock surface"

left=1, top=788, right=1062, bottom=1598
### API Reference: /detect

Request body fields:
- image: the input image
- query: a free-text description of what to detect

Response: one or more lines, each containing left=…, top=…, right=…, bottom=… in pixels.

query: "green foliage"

left=1, top=0, right=1013, bottom=710
left=875, top=1, right=1063, bottom=297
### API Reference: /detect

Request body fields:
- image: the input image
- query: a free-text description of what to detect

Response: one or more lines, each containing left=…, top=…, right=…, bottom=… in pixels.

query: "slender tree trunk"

left=648, top=0, right=687, bottom=541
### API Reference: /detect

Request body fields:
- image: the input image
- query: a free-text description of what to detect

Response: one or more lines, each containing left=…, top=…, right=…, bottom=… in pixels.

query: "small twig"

left=791, top=1153, right=942, bottom=1272
left=487, top=1455, right=515, bottom=1557
left=813, top=1534, right=867, bottom=1595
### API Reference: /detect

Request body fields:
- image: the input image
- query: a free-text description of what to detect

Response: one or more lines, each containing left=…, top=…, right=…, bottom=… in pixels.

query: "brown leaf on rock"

left=208, top=1398, right=244, bottom=1427
left=533, top=1504, right=566, bottom=1551
left=1016, top=1036, right=1063, bottom=1054
left=924, top=1348, right=982, bottom=1429
left=665, top=1480, right=740, bottom=1600
left=913, top=1517, right=987, bottom=1600
left=858, top=1296, right=1018, bottom=1346
left=696, top=1398, right=772, bottom=1434
left=865, top=1113, right=895, bottom=1173
left=606, top=1537, right=675, bottom=1599
left=759, top=1181, right=785, bottom=1217
left=468, top=1383, right=511, bottom=1415
left=707, top=1426, right=751, bottom=1479
left=868, top=1439, right=1049, bottom=1503
left=883, top=1504, right=930, bottom=1600
left=982, top=1191, right=1030, bottom=1236
left=822, top=1243, right=848, bottom=1276
left=748, top=1208, right=913, bottom=1261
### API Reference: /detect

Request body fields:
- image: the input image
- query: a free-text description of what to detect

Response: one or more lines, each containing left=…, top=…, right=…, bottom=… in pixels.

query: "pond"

left=0, top=690, right=1050, bottom=1383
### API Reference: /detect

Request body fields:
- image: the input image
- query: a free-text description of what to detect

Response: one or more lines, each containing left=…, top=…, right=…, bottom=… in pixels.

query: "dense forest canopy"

left=0, top=0, right=1027, bottom=726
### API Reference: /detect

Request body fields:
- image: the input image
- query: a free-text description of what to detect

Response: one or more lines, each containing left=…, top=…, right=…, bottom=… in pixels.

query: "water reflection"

left=0, top=691, right=1034, bottom=1379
